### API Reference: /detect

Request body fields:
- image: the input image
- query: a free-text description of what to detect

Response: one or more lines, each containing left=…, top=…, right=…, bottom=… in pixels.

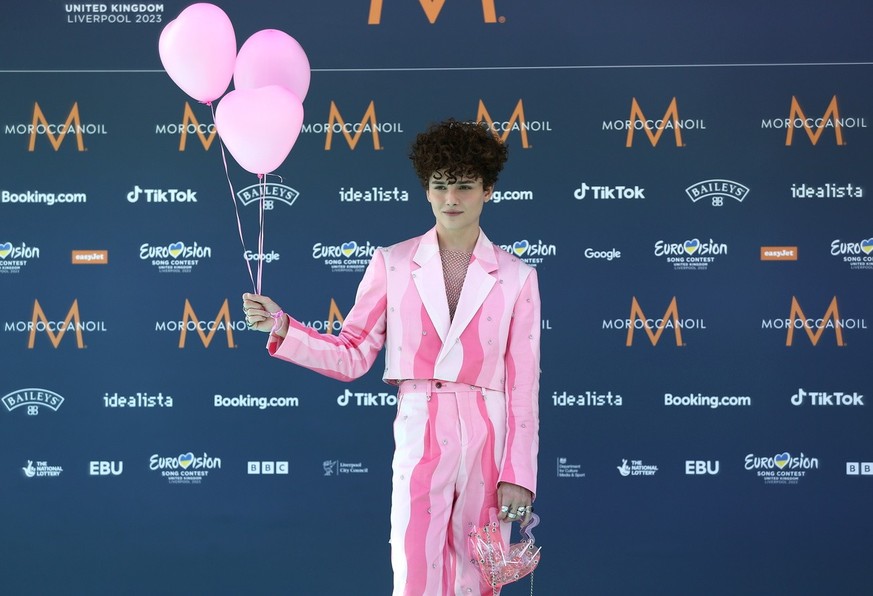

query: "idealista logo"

left=140, top=241, right=212, bottom=273
left=368, top=0, right=503, bottom=24
left=617, top=459, right=658, bottom=477
left=497, top=239, right=557, bottom=266
left=603, top=98, right=705, bottom=147
left=552, top=390, right=623, bottom=407
left=337, top=388, right=397, bottom=407
left=127, top=185, right=197, bottom=204
left=831, top=237, right=873, bottom=270
left=685, top=180, right=750, bottom=206
left=762, top=96, right=867, bottom=146
left=3, top=299, right=107, bottom=349
left=155, top=102, right=216, bottom=151
left=302, top=299, right=346, bottom=335
left=761, top=296, right=868, bottom=346
left=573, top=182, right=646, bottom=201
left=2, top=388, right=65, bottom=416
left=603, top=297, right=705, bottom=346
left=4, top=102, right=108, bottom=151
left=790, top=182, right=864, bottom=199
left=104, top=391, right=174, bottom=408
left=339, top=185, right=409, bottom=203
left=0, top=241, right=40, bottom=274
left=477, top=99, right=551, bottom=149
left=22, top=460, right=63, bottom=479
left=235, top=182, right=300, bottom=209
left=149, top=452, right=221, bottom=485
left=155, top=299, right=244, bottom=348
left=791, top=388, right=864, bottom=407
left=745, top=452, right=818, bottom=485
left=313, top=241, right=377, bottom=274
left=301, top=101, right=403, bottom=150
left=654, top=238, right=727, bottom=271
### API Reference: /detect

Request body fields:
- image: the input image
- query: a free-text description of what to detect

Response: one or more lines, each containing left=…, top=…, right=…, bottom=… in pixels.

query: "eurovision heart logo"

left=178, top=452, right=195, bottom=469
left=861, top=238, right=873, bottom=256
left=341, top=241, right=357, bottom=258
left=168, top=242, right=184, bottom=259
left=513, top=240, right=529, bottom=257
left=774, top=452, right=790, bottom=469
left=684, top=239, right=700, bottom=256
left=0, top=242, right=11, bottom=259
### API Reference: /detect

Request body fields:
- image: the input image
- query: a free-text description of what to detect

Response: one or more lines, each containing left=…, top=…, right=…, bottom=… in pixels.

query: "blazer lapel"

left=412, top=229, right=451, bottom=343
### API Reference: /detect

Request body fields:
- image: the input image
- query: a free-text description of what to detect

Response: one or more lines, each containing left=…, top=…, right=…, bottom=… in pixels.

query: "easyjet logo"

left=368, top=0, right=500, bottom=24
left=476, top=99, right=551, bottom=149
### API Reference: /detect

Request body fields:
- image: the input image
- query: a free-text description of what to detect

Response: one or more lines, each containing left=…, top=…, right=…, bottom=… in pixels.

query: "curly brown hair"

left=409, top=119, right=508, bottom=189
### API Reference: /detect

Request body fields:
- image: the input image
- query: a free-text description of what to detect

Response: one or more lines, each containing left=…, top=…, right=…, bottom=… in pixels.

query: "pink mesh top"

left=440, top=248, right=472, bottom=320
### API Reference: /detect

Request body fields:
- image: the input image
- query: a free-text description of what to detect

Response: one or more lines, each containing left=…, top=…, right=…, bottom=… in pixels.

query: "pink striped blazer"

left=268, top=227, right=540, bottom=494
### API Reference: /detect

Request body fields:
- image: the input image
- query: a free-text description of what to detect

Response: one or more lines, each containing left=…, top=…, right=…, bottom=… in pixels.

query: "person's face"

left=425, top=170, right=492, bottom=236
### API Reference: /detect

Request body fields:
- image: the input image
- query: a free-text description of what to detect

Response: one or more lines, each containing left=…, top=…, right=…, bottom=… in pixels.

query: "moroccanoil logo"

left=601, top=297, right=706, bottom=346
left=762, top=296, right=868, bottom=346
left=761, top=96, right=867, bottom=146
left=477, top=99, right=551, bottom=149
left=154, top=103, right=217, bottom=151
left=154, top=299, right=245, bottom=348
left=368, top=0, right=501, bottom=24
left=5, top=102, right=108, bottom=151
left=301, top=299, right=346, bottom=334
left=1, top=299, right=107, bottom=349
left=602, top=98, right=705, bottom=147
left=301, top=101, right=404, bottom=150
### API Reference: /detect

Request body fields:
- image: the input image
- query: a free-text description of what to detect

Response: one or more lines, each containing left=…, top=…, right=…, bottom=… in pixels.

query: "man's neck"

left=436, top=226, right=479, bottom=253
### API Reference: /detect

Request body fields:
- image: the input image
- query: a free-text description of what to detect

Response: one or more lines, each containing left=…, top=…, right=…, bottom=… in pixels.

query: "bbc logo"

left=248, top=461, right=289, bottom=475
left=846, top=462, right=873, bottom=475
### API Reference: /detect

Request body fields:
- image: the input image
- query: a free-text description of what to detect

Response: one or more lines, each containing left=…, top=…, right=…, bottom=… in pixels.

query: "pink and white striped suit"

left=267, top=227, right=540, bottom=595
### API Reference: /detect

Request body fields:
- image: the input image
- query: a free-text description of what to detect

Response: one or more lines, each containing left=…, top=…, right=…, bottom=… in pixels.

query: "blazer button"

left=435, top=381, right=442, bottom=389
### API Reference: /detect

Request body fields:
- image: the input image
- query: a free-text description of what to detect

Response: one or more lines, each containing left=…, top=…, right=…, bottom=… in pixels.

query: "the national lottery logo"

left=127, top=185, right=198, bottom=204
left=323, top=459, right=369, bottom=476
left=64, top=3, right=165, bottom=25
left=22, top=460, right=63, bottom=478
left=149, top=452, right=221, bottom=485
left=791, top=182, right=864, bottom=199
left=498, top=240, right=556, bottom=266
left=0, top=241, right=40, bottom=274
left=745, top=451, right=819, bottom=485
left=139, top=241, right=212, bottom=273
left=831, top=238, right=873, bottom=270
left=313, top=241, right=377, bottom=273
left=685, top=179, right=750, bottom=206
left=235, top=182, right=300, bottom=208
left=617, top=459, right=658, bottom=477
left=654, top=238, right=727, bottom=271
left=2, top=388, right=65, bottom=416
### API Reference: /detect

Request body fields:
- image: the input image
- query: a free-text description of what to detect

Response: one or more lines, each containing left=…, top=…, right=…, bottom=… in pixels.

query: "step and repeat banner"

left=1, top=2, right=872, bottom=594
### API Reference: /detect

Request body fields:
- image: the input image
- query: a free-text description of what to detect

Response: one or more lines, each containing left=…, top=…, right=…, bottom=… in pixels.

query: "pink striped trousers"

left=390, top=380, right=511, bottom=596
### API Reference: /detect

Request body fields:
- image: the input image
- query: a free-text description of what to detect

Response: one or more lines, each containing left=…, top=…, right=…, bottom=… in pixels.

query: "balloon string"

left=257, top=174, right=266, bottom=294
left=209, top=102, right=257, bottom=294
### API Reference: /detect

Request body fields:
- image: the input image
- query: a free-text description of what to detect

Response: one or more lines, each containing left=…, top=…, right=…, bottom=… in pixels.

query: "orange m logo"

left=626, top=98, right=683, bottom=147
left=785, top=96, right=844, bottom=146
left=179, top=102, right=218, bottom=151
left=786, top=296, right=844, bottom=346
left=29, top=102, right=86, bottom=151
left=325, top=101, right=382, bottom=150
left=368, top=0, right=497, bottom=24
left=179, top=299, right=235, bottom=348
left=28, top=299, right=84, bottom=348
left=327, top=298, right=345, bottom=335
left=626, top=297, right=683, bottom=346
left=477, top=99, right=531, bottom=148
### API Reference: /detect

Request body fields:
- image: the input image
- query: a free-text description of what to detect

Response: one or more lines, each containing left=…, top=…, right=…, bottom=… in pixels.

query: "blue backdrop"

left=2, top=2, right=872, bottom=594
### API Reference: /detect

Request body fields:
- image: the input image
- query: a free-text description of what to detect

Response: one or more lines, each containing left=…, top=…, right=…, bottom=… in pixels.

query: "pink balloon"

left=159, top=3, right=236, bottom=102
left=214, top=86, right=304, bottom=174
left=233, top=29, right=311, bottom=101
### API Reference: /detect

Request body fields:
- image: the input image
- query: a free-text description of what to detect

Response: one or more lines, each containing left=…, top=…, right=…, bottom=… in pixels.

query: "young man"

left=242, top=119, right=541, bottom=596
